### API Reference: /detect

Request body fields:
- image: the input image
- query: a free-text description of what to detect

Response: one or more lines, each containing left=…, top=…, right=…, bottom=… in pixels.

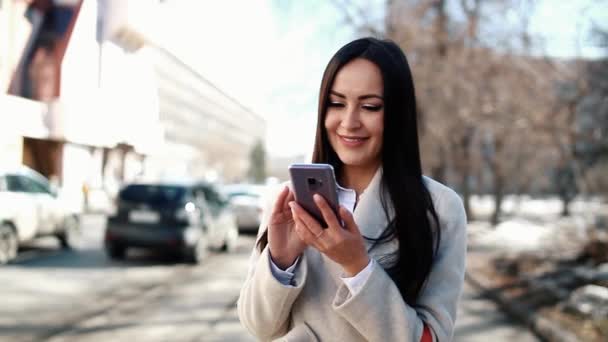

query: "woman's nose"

left=340, top=106, right=362, bottom=130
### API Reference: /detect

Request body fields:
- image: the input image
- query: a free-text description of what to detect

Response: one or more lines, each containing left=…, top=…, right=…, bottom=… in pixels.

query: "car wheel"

left=0, top=223, right=18, bottom=265
left=222, top=225, right=239, bottom=253
left=105, top=242, right=126, bottom=260
left=58, top=215, right=82, bottom=250
left=184, top=237, right=208, bottom=264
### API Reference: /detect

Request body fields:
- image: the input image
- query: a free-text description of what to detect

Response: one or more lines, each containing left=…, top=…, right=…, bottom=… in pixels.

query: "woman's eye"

left=363, top=104, right=383, bottom=111
left=328, top=102, right=345, bottom=108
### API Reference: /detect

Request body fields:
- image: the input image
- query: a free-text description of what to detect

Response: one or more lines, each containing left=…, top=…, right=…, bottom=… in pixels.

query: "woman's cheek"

left=324, top=111, right=338, bottom=130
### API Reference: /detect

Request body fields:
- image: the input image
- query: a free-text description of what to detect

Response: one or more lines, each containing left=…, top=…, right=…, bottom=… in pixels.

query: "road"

left=1, top=215, right=537, bottom=341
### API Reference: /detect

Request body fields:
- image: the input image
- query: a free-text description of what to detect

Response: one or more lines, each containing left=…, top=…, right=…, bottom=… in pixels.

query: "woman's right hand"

left=267, top=186, right=306, bottom=269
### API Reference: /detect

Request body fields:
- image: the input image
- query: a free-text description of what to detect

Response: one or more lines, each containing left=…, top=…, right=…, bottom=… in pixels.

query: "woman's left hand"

left=289, top=194, right=370, bottom=277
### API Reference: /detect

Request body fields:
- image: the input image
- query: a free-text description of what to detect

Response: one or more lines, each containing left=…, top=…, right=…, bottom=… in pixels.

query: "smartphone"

left=289, top=163, right=340, bottom=228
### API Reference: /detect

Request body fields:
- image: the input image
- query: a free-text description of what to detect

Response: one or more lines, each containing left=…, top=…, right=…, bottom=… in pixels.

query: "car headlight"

left=176, top=202, right=200, bottom=225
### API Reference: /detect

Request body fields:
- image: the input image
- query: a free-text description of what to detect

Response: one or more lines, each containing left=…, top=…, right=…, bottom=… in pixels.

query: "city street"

left=1, top=215, right=537, bottom=342
left=2, top=1, right=605, bottom=341
left=1, top=215, right=254, bottom=342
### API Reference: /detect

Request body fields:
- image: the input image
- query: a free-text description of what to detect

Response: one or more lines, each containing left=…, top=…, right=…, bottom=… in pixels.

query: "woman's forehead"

left=331, top=58, right=384, bottom=96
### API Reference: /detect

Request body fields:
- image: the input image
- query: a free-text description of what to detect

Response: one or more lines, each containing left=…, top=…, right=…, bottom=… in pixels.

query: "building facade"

left=0, top=0, right=266, bottom=211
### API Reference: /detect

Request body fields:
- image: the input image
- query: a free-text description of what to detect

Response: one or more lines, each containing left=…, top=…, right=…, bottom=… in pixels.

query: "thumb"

left=339, top=206, right=359, bottom=234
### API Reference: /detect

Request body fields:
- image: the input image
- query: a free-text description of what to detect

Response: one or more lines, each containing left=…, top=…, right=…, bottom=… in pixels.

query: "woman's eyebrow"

left=330, top=90, right=384, bottom=100
left=359, top=94, right=384, bottom=100
left=330, top=90, right=346, bottom=98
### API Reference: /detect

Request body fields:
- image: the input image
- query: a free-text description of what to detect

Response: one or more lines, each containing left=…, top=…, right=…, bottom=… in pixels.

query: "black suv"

left=104, top=182, right=238, bottom=263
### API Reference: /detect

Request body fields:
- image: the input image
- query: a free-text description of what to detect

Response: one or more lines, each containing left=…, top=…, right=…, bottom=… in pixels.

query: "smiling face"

left=324, top=58, right=384, bottom=174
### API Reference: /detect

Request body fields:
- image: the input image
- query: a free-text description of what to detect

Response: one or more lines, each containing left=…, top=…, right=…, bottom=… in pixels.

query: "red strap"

left=421, top=324, right=432, bottom=342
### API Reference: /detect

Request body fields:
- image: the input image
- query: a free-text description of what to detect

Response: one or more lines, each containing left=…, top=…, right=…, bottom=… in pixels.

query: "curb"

left=465, top=270, right=581, bottom=342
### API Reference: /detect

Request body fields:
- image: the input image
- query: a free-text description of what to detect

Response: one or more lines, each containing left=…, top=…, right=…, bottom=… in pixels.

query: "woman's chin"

left=337, top=155, right=371, bottom=168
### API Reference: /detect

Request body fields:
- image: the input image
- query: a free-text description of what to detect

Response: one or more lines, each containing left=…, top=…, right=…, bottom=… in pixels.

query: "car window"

left=227, top=191, right=260, bottom=199
left=5, top=176, right=20, bottom=192
left=200, top=185, right=222, bottom=207
left=216, top=190, right=229, bottom=205
left=12, top=175, right=50, bottom=194
left=27, top=177, right=52, bottom=194
left=224, top=185, right=265, bottom=200
left=6, top=175, right=33, bottom=193
left=22, top=176, right=51, bottom=194
left=119, top=184, right=187, bottom=206
left=191, top=189, right=207, bottom=206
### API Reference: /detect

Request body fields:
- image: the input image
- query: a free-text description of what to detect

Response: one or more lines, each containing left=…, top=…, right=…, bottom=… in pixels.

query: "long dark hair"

left=260, top=37, right=440, bottom=305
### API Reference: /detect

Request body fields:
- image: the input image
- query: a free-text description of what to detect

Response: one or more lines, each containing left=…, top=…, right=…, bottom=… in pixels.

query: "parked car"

left=0, top=166, right=81, bottom=264
left=222, top=184, right=266, bottom=234
left=104, top=181, right=239, bottom=263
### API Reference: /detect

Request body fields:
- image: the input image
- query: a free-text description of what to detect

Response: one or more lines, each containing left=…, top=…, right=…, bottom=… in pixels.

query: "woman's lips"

left=338, top=134, right=368, bottom=147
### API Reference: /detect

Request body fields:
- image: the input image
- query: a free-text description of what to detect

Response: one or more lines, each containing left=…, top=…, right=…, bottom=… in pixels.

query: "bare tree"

left=330, top=0, right=605, bottom=226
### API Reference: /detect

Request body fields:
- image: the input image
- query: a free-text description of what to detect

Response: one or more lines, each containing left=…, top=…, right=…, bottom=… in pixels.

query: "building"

left=148, top=46, right=266, bottom=183
left=0, top=0, right=265, bottom=211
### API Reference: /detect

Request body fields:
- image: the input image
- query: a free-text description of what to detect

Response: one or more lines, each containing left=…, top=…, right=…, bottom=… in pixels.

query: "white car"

left=222, top=184, right=266, bottom=233
left=0, top=166, right=81, bottom=264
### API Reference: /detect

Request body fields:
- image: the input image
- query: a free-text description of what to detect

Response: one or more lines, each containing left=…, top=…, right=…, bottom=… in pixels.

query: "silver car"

left=222, top=184, right=266, bottom=234
left=0, top=166, right=81, bottom=264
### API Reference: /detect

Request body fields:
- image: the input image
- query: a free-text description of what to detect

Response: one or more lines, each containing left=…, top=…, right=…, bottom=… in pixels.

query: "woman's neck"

left=340, top=163, right=379, bottom=196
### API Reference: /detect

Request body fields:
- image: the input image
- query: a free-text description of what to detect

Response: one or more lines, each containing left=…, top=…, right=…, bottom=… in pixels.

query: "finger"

left=272, top=186, right=289, bottom=215
left=290, top=201, right=324, bottom=238
left=291, top=210, right=319, bottom=246
left=289, top=202, right=326, bottom=247
left=339, top=206, right=360, bottom=234
left=293, top=218, right=326, bottom=251
left=313, top=194, right=341, bottom=232
left=282, top=189, right=295, bottom=211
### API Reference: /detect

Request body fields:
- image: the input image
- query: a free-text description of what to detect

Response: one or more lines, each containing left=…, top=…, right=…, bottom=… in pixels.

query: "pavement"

left=454, top=281, right=538, bottom=342
left=45, top=252, right=255, bottom=342
left=0, top=214, right=256, bottom=342
left=463, top=216, right=598, bottom=342
left=0, top=214, right=541, bottom=341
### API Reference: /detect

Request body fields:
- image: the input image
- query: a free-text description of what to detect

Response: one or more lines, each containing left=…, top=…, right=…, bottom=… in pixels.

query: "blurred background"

left=0, top=0, right=606, bottom=341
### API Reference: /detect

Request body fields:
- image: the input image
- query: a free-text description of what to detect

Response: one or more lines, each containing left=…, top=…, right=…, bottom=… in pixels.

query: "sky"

left=529, top=0, right=608, bottom=58
left=158, top=0, right=607, bottom=159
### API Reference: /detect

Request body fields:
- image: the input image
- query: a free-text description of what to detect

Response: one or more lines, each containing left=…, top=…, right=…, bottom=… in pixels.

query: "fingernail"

left=313, top=194, right=320, bottom=201
left=288, top=201, right=295, bottom=209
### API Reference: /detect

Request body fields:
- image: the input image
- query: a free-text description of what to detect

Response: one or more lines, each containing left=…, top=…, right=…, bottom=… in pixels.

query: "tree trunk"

left=433, top=0, right=448, bottom=57
left=491, top=173, right=504, bottom=226
left=431, top=145, right=448, bottom=184
left=560, top=192, right=572, bottom=217
left=488, top=135, right=504, bottom=227
left=460, top=127, right=475, bottom=221
left=462, top=161, right=472, bottom=221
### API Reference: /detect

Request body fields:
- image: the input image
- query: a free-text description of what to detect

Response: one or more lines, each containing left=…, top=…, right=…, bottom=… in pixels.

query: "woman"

left=238, top=37, right=467, bottom=342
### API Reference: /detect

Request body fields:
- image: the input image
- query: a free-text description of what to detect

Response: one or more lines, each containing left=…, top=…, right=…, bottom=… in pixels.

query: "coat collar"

left=352, top=166, right=394, bottom=240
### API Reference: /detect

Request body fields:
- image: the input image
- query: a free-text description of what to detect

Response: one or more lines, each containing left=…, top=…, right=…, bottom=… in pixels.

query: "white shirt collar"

left=336, top=166, right=382, bottom=214
left=337, top=184, right=357, bottom=214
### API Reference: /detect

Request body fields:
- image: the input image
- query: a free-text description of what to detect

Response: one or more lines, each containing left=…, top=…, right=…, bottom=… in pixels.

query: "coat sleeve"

left=331, top=190, right=467, bottom=342
left=237, top=184, right=309, bottom=341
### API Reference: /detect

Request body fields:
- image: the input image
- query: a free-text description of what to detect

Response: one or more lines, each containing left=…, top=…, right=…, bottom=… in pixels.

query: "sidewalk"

left=465, top=249, right=581, bottom=342
left=455, top=280, right=538, bottom=341
left=465, top=218, right=608, bottom=342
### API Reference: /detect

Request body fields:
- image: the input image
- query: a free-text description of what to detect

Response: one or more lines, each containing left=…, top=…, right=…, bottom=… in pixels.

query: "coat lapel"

left=352, top=167, right=393, bottom=240
left=352, top=167, right=400, bottom=262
